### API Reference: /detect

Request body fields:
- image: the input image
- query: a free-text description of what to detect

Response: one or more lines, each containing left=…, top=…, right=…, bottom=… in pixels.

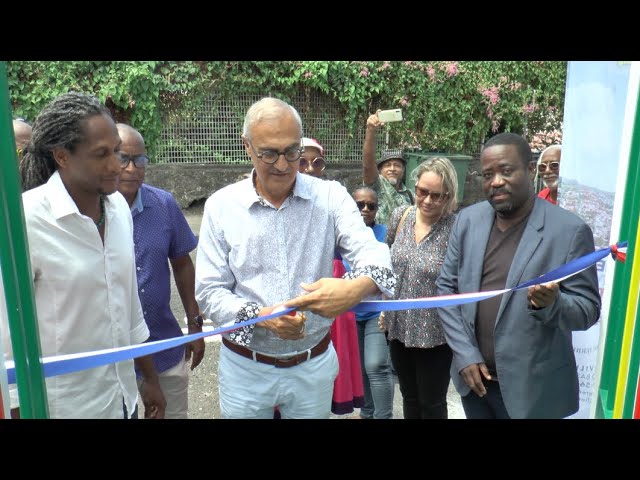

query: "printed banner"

left=560, top=61, right=631, bottom=418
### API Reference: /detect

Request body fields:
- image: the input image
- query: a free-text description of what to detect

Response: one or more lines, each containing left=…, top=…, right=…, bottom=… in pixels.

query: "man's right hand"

left=256, top=307, right=306, bottom=340
left=367, top=111, right=383, bottom=130
left=460, top=363, right=492, bottom=397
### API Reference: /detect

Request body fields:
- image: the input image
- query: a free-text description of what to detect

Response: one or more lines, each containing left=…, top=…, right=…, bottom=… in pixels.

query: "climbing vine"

left=6, top=61, right=566, bottom=157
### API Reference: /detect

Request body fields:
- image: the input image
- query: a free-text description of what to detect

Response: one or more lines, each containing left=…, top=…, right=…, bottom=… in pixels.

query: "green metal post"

left=0, top=62, right=48, bottom=418
left=598, top=86, right=640, bottom=418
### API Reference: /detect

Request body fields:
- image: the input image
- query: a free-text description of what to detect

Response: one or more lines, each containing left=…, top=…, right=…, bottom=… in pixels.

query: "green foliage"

left=6, top=61, right=566, bottom=157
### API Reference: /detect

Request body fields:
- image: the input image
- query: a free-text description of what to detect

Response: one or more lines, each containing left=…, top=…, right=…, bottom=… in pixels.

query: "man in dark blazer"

left=436, top=133, right=600, bottom=419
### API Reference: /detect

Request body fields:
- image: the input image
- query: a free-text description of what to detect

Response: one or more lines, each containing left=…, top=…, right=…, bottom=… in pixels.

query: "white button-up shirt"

left=4, top=171, right=149, bottom=418
left=196, top=172, right=394, bottom=355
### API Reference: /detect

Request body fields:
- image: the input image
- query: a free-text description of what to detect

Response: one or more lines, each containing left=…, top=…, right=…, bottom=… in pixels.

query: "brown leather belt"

left=222, top=332, right=331, bottom=368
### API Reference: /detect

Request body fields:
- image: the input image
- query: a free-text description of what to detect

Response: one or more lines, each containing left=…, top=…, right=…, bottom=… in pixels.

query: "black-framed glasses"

left=248, top=141, right=303, bottom=164
left=119, top=154, right=150, bottom=169
left=415, top=185, right=448, bottom=204
left=356, top=201, right=378, bottom=211
left=299, top=156, right=326, bottom=172
left=537, top=161, right=559, bottom=174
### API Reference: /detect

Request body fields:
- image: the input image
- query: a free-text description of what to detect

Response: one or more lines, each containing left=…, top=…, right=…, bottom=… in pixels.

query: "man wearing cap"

left=363, top=112, right=414, bottom=225
left=299, top=137, right=327, bottom=178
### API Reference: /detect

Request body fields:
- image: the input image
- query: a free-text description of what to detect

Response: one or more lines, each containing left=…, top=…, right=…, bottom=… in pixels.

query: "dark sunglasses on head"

left=119, top=154, right=150, bottom=169
left=299, top=156, right=326, bottom=172
left=356, top=201, right=378, bottom=211
left=537, top=161, right=559, bottom=174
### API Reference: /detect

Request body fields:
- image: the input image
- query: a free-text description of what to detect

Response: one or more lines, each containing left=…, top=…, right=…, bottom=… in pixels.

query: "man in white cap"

left=363, top=112, right=414, bottom=225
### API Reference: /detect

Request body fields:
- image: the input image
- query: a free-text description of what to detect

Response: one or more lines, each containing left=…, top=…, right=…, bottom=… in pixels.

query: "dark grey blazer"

left=436, top=197, right=600, bottom=419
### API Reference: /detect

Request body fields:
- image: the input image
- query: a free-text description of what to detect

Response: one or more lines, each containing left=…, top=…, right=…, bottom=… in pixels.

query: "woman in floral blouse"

left=384, top=157, right=458, bottom=419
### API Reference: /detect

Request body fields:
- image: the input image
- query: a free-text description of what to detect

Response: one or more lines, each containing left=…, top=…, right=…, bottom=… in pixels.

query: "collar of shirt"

left=46, top=170, right=116, bottom=222
left=131, top=186, right=144, bottom=214
left=46, top=171, right=84, bottom=220
left=239, top=170, right=312, bottom=209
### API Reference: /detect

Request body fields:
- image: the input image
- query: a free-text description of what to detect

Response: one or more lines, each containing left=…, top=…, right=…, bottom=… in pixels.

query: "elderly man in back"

left=362, top=111, right=414, bottom=225
left=13, top=118, right=32, bottom=164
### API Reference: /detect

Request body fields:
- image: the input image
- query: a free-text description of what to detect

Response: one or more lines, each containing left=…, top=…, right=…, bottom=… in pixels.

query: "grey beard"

left=387, top=177, right=398, bottom=186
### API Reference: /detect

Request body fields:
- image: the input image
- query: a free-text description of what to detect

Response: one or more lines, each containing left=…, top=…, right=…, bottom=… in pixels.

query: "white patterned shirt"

left=195, top=171, right=395, bottom=355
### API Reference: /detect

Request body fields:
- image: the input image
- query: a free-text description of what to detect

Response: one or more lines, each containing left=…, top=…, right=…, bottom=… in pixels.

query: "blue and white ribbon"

left=5, top=241, right=626, bottom=384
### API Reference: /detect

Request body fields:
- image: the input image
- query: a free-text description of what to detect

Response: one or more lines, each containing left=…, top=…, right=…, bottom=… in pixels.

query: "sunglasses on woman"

left=299, top=156, right=326, bottom=172
left=356, top=201, right=378, bottom=211
left=415, top=185, right=448, bottom=204
left=537, top=161, right=559, bottom=174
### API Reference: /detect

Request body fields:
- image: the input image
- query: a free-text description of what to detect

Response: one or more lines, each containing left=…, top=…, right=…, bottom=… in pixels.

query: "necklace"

left=95, top=195, right=105, bottom=227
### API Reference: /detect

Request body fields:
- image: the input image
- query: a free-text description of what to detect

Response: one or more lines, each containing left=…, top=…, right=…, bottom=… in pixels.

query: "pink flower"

left=481, top=87, right=500, bottom=105
left=404, top=61, right=413, bottom=66
left=426, top=65, right=435, bottom=81
left=400, top=96, right=408, bottom=107
left=303, top=71, right=313, bottom=79
left=360, top=67, right=369, bottom=77
left=445, top=62, right=459, bottom=77
left=492, top=120, right=500, bottom=133
left=522, top=103, right=536, bottom=114
left=381, top=61, right=391, bottom=70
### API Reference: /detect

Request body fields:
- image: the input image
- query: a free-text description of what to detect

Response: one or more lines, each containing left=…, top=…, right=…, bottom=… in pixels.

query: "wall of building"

left=145, top=158, right=486, bottom=211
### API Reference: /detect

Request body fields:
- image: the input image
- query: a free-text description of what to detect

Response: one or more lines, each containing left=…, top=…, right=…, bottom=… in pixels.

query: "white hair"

left=535, top=144, right=562, bottom=185
left=242, top=97, right=303, bottom=139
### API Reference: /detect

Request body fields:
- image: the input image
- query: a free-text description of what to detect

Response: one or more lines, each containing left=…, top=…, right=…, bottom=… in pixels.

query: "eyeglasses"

left=248, top=141, right=303, bottom=164
left=119, top=154, right=150, bottom=169
left=537, top=161, right=560, bottom=174
left=356, top=201, right=378, bottom=211
left=415, top=186, right=448, bottom=203
left=299, top=156, right=326, bottom=172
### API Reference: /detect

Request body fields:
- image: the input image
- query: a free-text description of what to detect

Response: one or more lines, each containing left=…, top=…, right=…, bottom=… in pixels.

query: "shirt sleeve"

left=166, top=193, right=198, bottom=259
left=195, top=196, right=263, bottom=346
left=125, top=207, right=150, bottom=345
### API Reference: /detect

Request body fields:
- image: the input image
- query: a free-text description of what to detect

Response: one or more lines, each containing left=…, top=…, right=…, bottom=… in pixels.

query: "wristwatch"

left=187, top=315, right=204, bottom=328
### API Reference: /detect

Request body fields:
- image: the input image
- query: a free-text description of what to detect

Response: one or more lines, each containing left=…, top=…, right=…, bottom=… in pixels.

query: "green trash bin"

left=403, top=151, right=471, bottom=204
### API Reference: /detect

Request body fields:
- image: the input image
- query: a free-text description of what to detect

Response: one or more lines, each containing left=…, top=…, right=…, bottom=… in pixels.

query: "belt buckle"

left=274, top=355, right=301, bottom=368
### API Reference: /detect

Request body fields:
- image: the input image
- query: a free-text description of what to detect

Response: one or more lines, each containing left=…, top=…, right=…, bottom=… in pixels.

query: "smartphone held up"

left=378, top=109, right=403, bottom=123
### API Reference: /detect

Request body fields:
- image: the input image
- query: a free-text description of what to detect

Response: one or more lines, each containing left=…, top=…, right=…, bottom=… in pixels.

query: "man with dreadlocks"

left=8, top=91, right=165, bottom=419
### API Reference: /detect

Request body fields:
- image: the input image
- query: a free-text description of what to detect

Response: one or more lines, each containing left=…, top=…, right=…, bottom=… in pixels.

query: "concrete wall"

left=145, top=159, right=486, bottom=211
